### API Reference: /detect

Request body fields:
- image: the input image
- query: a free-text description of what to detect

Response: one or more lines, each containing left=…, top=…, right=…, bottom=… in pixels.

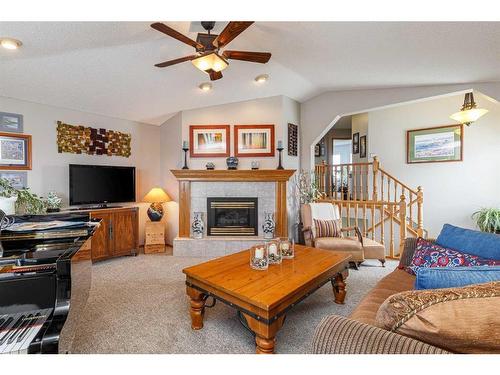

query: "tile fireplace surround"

left=170, top=170, right=295, bottom=257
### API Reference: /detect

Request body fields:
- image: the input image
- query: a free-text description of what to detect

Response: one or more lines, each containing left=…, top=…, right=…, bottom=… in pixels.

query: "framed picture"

left=234, top=124, right=275, bottom=157
left=287, top=123, right=298, bottom=156
left=0, top=112, right=23, bottom=133
left=0, top=132, right=32, bottom=170
left=407, top=124, right=463, bottom=164
left=189, top=125, right=230, bottom=158
left=314, top=143, right=321, bottom=157
left=352, top=132, right=359, bottom=154
left=0, top=171, right=27, bottom=189
left=360, top=135, right=367, bottom=158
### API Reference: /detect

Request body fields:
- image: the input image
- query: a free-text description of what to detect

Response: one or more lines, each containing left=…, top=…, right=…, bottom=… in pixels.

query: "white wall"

left=0, top=96, right=161, bottom=245
left=300, top=82, right=500, bottom=170
left=368, top=93, right=500, bottom=236
left=159, top=95, right=301, bottom=241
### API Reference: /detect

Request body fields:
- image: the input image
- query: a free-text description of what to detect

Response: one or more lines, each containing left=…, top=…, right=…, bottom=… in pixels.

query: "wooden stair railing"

left=314, top=157, right=425, bottom=258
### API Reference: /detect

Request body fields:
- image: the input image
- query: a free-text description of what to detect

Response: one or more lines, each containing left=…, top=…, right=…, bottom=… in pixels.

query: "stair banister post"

left=372, top=156, right=379, bottom=201
left=417, top=186, right=424, bottom=237
left=399, top=194, right=407, bottom=258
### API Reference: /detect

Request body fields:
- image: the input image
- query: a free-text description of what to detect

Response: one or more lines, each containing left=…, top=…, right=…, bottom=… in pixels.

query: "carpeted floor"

left=71, top=254, right=396, bottom=354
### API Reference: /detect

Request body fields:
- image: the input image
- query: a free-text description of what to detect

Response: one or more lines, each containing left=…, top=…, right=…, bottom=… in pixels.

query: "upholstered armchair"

left=300, top=202, right=386, bottom=268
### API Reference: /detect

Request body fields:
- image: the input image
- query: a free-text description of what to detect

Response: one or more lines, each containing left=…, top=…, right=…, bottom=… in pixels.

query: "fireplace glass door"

left=207, top=197, right=258, bottom=236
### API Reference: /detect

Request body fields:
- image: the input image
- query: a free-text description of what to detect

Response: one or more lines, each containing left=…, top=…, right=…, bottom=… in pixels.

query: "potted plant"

left=472, top=208, right=500, bottom=234
left=0, top=178, right=46, bottom=215
left=45, top=191, right=62, bottom=212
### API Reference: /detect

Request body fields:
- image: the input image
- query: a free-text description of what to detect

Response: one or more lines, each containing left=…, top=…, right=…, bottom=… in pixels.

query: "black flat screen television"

left=69, top=164, right=136, bottom=206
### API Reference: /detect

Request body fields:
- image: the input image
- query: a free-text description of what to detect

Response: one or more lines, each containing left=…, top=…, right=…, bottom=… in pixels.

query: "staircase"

left=314, top=157, right=426, bottom=258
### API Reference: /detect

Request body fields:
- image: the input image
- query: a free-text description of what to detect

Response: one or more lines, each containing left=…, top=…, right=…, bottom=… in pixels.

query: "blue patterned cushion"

left=415, top=266, right=500, bottom=290
left=436, top=224, right=500, bottom=260
left=406, top=238, right=500, bottom=276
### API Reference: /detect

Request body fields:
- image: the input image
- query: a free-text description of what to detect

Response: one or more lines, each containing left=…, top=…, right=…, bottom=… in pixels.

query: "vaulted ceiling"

left=1, top=22, right=499, bottom=125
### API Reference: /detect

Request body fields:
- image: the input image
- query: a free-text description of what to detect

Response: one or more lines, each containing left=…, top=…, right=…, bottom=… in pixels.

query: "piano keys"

left=0, top=212, right=99, bottom=354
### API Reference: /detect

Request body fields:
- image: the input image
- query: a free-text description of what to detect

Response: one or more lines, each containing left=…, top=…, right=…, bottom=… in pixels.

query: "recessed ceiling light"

left=254, top=74, right=269, bottom=83
left=0, top=38, right=22, bottom=50
left=199, top=82, right=213, bottom=91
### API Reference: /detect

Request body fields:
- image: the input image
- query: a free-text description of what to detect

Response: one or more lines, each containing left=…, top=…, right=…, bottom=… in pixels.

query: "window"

left=332, top=138, right=352, bottom=165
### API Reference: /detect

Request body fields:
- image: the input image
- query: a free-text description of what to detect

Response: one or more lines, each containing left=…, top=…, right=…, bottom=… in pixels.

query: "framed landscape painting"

left=0, top=112, right=23, bottom=133
left=406, top=124, right=463, bottom=164
left=189, top=125, right=230, bottom=158
left=0, top=132, right=32, bottom=170
left=234, top=124, right=275, bottom=157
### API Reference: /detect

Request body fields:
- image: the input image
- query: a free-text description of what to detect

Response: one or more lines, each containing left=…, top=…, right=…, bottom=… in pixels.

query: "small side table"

left=144, top=221, right=166, bottom=254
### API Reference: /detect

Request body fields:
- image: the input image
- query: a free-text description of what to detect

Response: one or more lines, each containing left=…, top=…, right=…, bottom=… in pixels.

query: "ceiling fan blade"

left=222, top=50, right=271, bottom=64
left=151, top=22, right=203, bottom=49
left=154, top=55, right=197, bottom=68
left=212, top=21, right=254, bottom=48
left=207, top=69, right=223, bottom=81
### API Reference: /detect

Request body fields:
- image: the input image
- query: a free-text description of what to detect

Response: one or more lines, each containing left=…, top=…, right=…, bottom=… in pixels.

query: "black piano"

left=0, top=213, right=99, bottom=354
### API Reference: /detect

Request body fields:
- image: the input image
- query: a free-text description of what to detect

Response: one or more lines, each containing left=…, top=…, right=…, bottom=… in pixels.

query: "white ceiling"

left=1, top=22, right=499, bottom=125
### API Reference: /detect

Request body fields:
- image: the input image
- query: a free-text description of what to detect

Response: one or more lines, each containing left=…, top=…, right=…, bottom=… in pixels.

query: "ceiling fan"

left=151, top=21, right=271, bottom=81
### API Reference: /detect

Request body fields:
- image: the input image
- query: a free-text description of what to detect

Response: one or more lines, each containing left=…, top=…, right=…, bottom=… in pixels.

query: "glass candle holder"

left=250, top=244, right=268, bottom=270
left=267, top=239, right=282, bottom=264
left=280, top=237, right=295, bottom=259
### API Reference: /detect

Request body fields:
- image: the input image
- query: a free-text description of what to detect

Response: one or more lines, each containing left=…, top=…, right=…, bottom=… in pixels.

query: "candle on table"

left=268, top=243, right=278, bottom=256
left=182, top=141, right=188, bottom=149
left=277, top=140, right=283, bottom=149
left=254, top=247, right=264, bottom=259
left=281, top=242, right=289, bottom=251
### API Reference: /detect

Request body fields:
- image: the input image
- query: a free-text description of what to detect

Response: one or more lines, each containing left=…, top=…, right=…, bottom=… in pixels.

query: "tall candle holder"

left=182, top=147, right=189, bottom=170
left=276, top=146, right=284, bottom=170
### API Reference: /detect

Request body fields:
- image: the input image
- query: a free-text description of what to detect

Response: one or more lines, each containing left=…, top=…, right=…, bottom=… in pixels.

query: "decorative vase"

left=192, top=212, right=204, bottom=239
left=262, top=212, right=275, bottom=239
left=249, top=244, right=268, bottom=270
left=226, top=156, right=239, bottom=170
left=206, top=162, right=215, bottom=170
left=0, top=196, right=17, bottom=215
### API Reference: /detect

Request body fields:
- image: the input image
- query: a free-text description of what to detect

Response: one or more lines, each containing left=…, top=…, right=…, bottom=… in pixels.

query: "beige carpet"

left=71, top=254, right=396, bottom=354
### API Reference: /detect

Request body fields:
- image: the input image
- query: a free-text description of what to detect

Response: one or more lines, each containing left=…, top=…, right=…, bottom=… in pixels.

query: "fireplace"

left=207, top=197, right=258, bottom=236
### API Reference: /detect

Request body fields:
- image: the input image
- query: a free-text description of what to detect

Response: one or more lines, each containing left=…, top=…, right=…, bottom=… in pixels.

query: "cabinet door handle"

left=109, top=221, right=113, bottom=239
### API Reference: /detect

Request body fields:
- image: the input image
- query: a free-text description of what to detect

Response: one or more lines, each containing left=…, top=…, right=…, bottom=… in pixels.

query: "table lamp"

left=143, top=187, right=171, bottom=221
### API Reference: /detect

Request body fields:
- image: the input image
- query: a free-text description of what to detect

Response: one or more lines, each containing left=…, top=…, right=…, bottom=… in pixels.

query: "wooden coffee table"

left=182, top=245, right=350, bottom=354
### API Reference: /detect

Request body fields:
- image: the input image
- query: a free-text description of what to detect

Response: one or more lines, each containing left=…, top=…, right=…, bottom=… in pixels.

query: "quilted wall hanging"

left=56, top=121, right=131, bottom=157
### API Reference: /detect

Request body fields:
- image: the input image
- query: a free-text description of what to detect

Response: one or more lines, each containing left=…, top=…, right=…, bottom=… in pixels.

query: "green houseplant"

left=472, top=208, right=500, bottom=234
left=0, top=178, right=46, bottom=215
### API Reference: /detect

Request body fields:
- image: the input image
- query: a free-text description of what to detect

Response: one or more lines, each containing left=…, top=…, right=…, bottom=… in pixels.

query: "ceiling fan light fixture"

left=192, top=53, right=228, bottom=73
left=254, top=74, right=269, bottom=83
left=198, top=82, right=213, bottom=91
left=450, top=92, right=488, bottom=126
left=0, top=38, right=22, bottom=50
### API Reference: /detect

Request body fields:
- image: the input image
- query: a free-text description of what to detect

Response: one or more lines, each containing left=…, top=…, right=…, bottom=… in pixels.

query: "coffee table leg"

left=187, top=286, right=206, bottom=330
left=332, top=273, right=346, bottom=304
left=242, top=314, right=285, bottom=354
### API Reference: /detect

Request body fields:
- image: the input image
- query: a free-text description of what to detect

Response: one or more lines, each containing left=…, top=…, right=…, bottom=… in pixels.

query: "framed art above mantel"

left=0, top=132, right=32, bottom=170
left=189, top=125, right=230, bottom=158
left=234, top=124, right=275, bottom=157
left=406, top=124, right=463, bottom=164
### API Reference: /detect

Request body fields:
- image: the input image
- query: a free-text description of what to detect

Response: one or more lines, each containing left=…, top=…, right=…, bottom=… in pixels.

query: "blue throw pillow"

left=436, top=224, right=500, bottom=260
left=415, top=266, right=500, bottom=290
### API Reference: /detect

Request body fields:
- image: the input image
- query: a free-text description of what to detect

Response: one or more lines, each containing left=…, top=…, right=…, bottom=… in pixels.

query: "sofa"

left=301, top=202, right=386, bottom=268
left=311, top=237, right=500, bottom=354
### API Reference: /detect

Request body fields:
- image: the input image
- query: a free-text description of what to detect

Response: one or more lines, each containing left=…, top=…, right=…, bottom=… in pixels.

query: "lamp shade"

left=143, top=188, right=171, bottom=203
left=192, top=53, right=228, bottom=73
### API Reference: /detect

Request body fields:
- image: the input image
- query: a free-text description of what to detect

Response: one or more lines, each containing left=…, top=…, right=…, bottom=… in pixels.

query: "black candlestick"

left=277, top=147, right=284, bottom=170
left=182, top=147, right=189, bottom=170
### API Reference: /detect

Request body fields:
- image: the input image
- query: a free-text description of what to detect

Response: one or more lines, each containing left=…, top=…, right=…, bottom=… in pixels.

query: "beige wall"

left=368, top=93, right=500, bottom=236
left=0, top=96, right=161, bottom=245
